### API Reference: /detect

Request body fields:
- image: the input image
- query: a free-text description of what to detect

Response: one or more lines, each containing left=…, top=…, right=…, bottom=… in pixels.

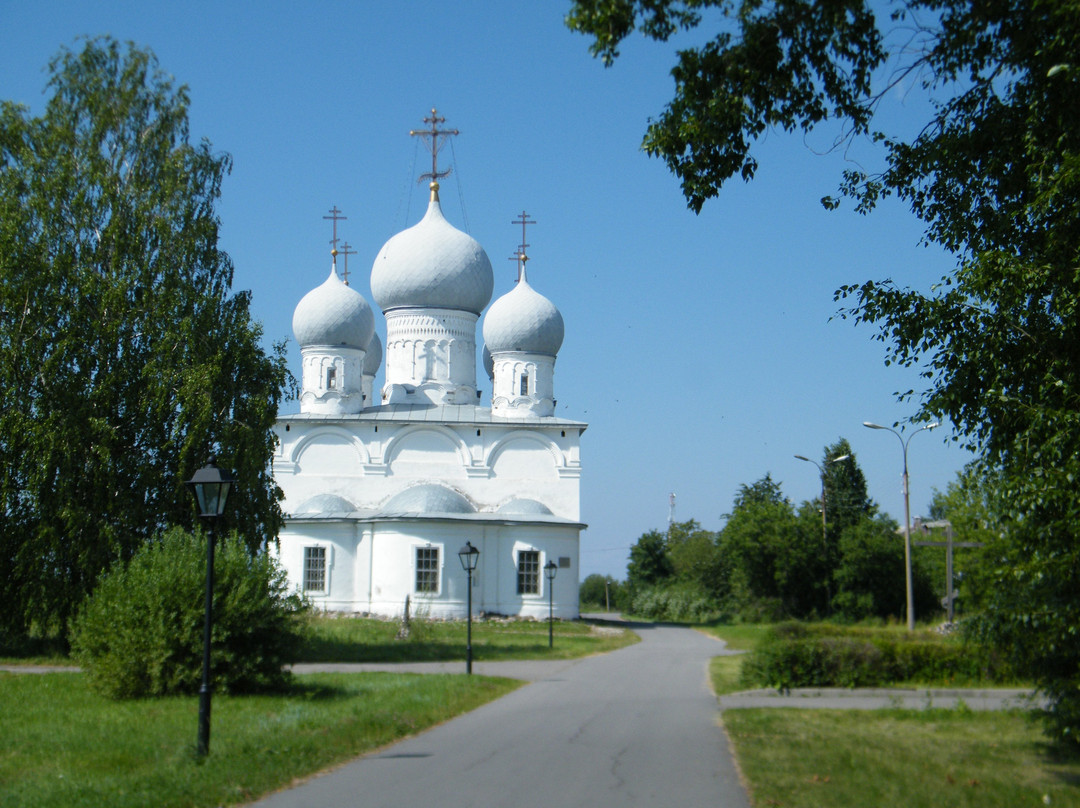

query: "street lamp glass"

left=458, top=541, right=480, bottom=572
left=186, top=461, right=235, bottom=518
left=544, top=560, right=558, bottom=581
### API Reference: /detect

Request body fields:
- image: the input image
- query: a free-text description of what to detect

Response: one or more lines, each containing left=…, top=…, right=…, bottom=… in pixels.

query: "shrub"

left=71, top=526, right=308, bottom=698
left=740, top=622, right=1013, bottom=691
left=629, top=582, right=720, bottom=622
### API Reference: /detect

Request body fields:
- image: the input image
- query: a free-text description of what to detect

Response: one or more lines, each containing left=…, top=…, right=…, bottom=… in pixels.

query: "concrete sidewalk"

left=718, top=686, right=1046, bottom=711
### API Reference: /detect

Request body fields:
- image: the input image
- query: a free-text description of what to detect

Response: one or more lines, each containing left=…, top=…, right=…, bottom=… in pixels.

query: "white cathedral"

left=271, top=119, right=586, bottom=620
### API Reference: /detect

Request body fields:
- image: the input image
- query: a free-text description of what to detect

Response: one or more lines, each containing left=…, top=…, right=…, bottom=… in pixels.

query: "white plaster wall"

left=276, top=521, right=362, bottom=612
left=273, top=419, right=582, bottom=521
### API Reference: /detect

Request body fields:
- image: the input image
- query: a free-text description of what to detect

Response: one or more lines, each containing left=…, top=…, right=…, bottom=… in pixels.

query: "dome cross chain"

left=410, top=108, right=459, bottom=185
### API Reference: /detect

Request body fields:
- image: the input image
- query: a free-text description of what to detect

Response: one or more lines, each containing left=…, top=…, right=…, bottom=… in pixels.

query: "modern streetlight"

left=457, top=541, right=480, bottom=674
left=794, top=452, right=850, bottom=613
left=544, top=560, right=558, bottom=649
left=185, top=459, right=235, bottom=758
left=863, top=420, right=940, bottom=631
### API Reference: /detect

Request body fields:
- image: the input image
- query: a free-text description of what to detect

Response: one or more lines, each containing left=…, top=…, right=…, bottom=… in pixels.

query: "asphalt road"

left=248, top=622, right=751, bottom=808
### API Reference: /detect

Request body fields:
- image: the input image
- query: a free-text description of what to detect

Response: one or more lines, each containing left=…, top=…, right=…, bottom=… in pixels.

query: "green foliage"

left=626, top=528, right=674, bottom=588
left=566, top=0, right=885, bottom=213
left=0, top=38, right=292, bottom=641
left=628, top=581, right=720, bottom=622
left=721, top=475, right=823, bottom=618
left=571, top=0, right=1080, bottom=742
left=832, top=514, right=936, bottom=621
left=70, top=526, right=307, bottom=699
left=741, top=623, right=1013, bottom=691
left=579, top=573, right=625, bottom=611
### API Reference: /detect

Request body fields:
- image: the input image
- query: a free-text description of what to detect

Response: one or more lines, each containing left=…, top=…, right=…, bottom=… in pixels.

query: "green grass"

left=698, top=621, right=770, bottom=652
left=723, top=708, right=1080, bottom=808
left=0, top=670, right=520, bottom=808
left=297, top=615, right=638, bottom=662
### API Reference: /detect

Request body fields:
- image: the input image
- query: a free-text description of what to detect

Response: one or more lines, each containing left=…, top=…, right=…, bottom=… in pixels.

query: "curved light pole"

left=458, top=542, right=480, bottom=674
left=794, top=453, right=850, bottom=614
left=544, top=560, right=558, bottom=649
left=185, top=459, right=235, bottom=758
left=863, top=420, right=939, bottom=631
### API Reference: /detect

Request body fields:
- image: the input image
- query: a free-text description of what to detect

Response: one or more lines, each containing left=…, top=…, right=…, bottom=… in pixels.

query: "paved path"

left=719, top=686, right=1047, bottom=711
left=249, top=622, right=751, bottom=808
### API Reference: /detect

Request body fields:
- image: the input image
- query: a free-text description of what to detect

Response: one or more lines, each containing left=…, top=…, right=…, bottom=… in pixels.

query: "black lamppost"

left=185, top=460, right=235, bottom=757
left=863, top=420, right=939, bottom=631
left=544, top=560, right=558, bottom=648
left=458, top=541, right=480, bottom=674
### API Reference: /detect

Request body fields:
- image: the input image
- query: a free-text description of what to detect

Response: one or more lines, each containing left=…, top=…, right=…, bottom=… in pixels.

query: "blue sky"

left=1, top=1, right=973, bottom=579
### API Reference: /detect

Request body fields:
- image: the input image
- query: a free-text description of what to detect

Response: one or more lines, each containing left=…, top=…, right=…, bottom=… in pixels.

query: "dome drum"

left=490, top=352, right=557, bottom=418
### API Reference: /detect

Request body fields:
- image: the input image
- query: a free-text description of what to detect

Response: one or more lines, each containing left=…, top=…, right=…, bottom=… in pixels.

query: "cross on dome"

left=323, top=206, right=347, bottom=268
left=339, top=241, right=357, bottom=286
left=510, top=210, right=536, bottom=281
left=409, top=108, right=459, bottom=194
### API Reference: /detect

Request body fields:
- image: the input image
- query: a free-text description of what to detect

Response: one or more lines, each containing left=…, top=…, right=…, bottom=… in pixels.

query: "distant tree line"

left=598, top=439, right=993, bottom=624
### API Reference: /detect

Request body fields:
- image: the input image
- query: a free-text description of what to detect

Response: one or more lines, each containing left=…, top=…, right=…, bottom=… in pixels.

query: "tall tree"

left=820, top=438, right=874, bottom=539
left=0, top=38, right=291, bottom=640
left=568, top=0, right=1080, bottom=743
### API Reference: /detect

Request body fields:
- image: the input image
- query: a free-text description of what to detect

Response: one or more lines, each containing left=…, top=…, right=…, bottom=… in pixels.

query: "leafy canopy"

left=0, top=38, right=291, bottom=640
left=569, top=0, right=1080, bottom=743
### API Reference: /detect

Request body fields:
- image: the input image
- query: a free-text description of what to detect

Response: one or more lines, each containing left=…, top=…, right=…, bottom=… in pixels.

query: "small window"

left=326, top=367, right=337, bottom=389
left=303, top=546, right=327, bottom=592
left=519, top=374, right=529, bottom=396
left=517, top=550, right=540, bottom=595
left=415, top=546, right=440, bottom=593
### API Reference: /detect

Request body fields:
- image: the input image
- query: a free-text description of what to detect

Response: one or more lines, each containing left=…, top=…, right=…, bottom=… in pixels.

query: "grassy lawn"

left=0, top=670, right=520, bottom=808
left=724, top=708, right=1080, bottom=808
left=297, top=614, right=639, bottom=662
left=699, top=621, right=1080, bottom=806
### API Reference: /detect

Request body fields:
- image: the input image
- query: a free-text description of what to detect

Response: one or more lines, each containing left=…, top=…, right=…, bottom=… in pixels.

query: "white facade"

left=274, top=180, right=585, bottom=619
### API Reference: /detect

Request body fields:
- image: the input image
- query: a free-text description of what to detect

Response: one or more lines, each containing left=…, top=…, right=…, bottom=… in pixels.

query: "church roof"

left=278, top=403, right=587, bottom=429
left=292, top=266, right=375, bottom=349
left=381, top=484, right=475, bottom=514
left=370, top=192, right=494, bottom=315
left=291, top=493, right=356, bottom=514
left=496, top=498, right=554, bottom=515
left=482, top=266, right=564, bottom=356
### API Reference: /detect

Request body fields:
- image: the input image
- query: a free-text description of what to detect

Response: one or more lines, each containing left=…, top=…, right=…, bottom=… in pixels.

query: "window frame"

left=302, top=544, right=330, bottom=594
left=414, top=544, right=441, bottom=595
left=516, top=549, right=541, bottom=596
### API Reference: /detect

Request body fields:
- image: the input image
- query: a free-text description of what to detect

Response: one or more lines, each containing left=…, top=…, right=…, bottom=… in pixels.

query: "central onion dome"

left=482, top=267, right=564, bottom=356
left=293, top=266, right=375, bottom=349
left=370, top=190, right=494, bottom=314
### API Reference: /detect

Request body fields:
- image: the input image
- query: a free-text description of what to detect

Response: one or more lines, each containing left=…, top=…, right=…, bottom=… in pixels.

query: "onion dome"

left=370, top=188, right=494, bottom=315
left=482, top=267, right=564, bottom=356
left=293, top=266, right=375, bottom=348
left=363, top=331, right=383, bottom=376
left=482, top=345, right=494, bottom=380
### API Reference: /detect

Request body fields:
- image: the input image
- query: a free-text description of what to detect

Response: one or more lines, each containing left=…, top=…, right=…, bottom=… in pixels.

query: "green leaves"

left=0, top=38, right=291, bottom=641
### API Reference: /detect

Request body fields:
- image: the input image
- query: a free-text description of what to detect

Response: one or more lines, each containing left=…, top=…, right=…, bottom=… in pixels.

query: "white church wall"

left=276, top=520, right=362, bottom=612
left=368, top=523, right=478, bottom=618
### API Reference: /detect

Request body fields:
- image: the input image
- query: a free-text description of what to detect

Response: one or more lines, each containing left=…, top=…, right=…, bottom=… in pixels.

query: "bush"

left=740, top=622, right=1013, bottom=691
left=579, top=574, right=624, bottom=611
left=71, top=526, right=308, bottom=698
left=629, top=582, right=720, bottom=622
